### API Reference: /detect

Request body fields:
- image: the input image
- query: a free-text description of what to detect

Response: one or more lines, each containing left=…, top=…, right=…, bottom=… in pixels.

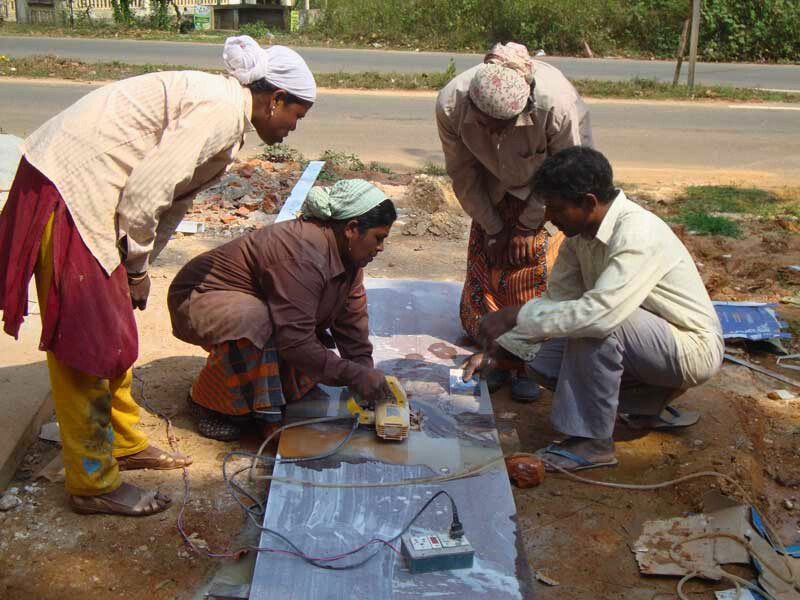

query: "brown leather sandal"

left=69, top=485, right=172, bottom=517
left=116, top=445, right=193, bottom=471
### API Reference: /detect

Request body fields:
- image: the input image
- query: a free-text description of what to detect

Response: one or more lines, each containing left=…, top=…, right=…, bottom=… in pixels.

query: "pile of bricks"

left=183, top=158, right=303, bottom=235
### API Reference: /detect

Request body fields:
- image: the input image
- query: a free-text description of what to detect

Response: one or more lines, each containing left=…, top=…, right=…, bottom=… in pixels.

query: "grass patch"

left=318, top=149, right=364, bottom=171
left=573, top=77, right=800, bottom=103
left=671, top=184, right=800, bottom=237
left=0, top=54, right=192, bottom=80
left=419, top=162, right=447, bottom=176
left=675, top=210, right=744, bottom=238
left=3, top=56, right=800, bottom=105
left=314, top=70, right=453, bottom=91
left=368, top=161, right=393, bottom=173
left=682, top=185, right=776, bottom=214
left=261, top=143, right=304, bottom=163
left=679, top=185, right=800, bottom=218
left=314, top=150, right=365, bottom=182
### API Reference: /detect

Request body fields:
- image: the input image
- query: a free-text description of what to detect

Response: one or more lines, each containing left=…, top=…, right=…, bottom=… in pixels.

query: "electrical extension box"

left=401, top=532, right=474, bottom=574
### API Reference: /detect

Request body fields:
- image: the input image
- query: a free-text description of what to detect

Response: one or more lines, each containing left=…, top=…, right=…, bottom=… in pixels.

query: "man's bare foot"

left=535, top=437, right=618, bottom=472
left=69, top=482, right=171, bottom=516
left=116, top=445, right=192, bottom=471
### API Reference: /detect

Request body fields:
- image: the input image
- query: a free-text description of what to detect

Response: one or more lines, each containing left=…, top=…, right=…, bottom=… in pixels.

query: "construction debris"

left=725, top=354, right=800, bottom=389
left=534, top=570, right=560, bottom=586
left=634, top=504, right=800, bottom=599
left=633, top=505, right=751, bottom=579
left=0, top=490, right=21, bottom=511
left=38, top=422, right=61, bottom=443
left=183, top=158, right=304, bottom=236
left=767, top=389, right=797, bottom=401
left=400, top=175, right=468, bottom=240
left=715, top=590, right=757, bottom=600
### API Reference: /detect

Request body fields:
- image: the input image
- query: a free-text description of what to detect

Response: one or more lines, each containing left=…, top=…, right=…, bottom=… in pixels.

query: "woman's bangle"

left=127, top=271, right=148, bottom=282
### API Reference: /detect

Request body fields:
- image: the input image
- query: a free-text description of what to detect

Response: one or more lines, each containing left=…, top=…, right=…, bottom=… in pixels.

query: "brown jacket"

left=168, top=219, right=373, bottom=387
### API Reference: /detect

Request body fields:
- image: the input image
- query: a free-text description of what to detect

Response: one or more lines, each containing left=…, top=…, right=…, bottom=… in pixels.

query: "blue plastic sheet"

left=713, top=301, right=791, bottom=341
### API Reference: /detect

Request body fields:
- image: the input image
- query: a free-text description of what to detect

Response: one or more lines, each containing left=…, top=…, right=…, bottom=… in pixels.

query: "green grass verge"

left=2, top=55, right=799, bottom=104
left=679, top=185, right=800, bottom=218
left=574, top=77, right=800, bottom=104
left=418, top=162, right=447, bottom=176
left=671, top=184, right=800, bottom=237
left=675, top=210, right=744, bottom=238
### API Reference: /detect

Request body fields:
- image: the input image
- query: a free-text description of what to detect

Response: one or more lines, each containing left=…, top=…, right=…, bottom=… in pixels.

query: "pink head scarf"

left=468, top=42, right=534, bottom=120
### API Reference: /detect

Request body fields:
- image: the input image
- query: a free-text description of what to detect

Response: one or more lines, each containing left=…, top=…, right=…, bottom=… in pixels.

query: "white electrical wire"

left=541, top=458, right=798, bottom=600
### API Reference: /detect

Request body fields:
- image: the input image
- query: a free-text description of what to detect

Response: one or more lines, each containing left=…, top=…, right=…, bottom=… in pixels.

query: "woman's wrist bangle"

left=127, top=271, right=148, bottom=282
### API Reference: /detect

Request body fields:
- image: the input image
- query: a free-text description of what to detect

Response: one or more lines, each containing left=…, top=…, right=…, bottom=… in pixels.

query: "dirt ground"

left=1, top=170, right=799, bottom=600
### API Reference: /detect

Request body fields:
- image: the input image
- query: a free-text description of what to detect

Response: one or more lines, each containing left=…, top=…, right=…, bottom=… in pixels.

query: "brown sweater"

left=168, top=219, right=373, bottom=387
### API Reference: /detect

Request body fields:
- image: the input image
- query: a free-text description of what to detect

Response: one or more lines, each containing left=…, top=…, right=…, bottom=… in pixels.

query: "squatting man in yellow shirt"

left=463, top=146, right=724, bottom=471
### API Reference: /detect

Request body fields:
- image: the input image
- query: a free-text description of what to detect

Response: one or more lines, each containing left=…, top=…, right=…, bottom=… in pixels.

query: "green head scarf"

left=301, top=179, right=387, bottom=221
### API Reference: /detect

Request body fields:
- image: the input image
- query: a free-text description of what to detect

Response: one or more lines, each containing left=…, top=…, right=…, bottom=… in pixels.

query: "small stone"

left=785, top=499, right=795, bottom=510
left=238, top=194, right=262, bottom=207
left=692, top=439, right=704, bottom=448
left=236, top=164, right=256, bottom=178
left=0, top=494, right=21, bottom=511
left=768, top=390, right=796, bottom=401
left=247, top=211, right=272, bottom=226
left=219, top=214, right=237, bottom=225
left=136, top=545, right=148, bottom=553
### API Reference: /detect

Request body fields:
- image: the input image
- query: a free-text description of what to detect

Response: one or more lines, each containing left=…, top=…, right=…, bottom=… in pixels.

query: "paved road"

left=2, top=36, right=800, bottom=91
left=3, top=80, right=799, bottom=184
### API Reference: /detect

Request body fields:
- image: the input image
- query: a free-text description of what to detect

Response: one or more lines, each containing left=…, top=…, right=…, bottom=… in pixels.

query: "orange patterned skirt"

left=192, top=338, right=316, bottom=418
left=459, top=196, right=564, bottom=341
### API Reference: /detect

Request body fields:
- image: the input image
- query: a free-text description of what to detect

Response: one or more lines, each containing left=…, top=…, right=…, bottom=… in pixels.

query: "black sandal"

left=186, top=394, right=242, bottom=441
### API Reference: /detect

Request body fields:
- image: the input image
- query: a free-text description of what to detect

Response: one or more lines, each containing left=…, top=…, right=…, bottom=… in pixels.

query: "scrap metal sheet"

left=250, top=279, right=531, bottom=599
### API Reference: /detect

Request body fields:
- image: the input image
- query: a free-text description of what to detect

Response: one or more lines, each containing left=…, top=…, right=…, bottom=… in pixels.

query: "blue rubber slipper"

left=511, top=375, right=541, bottom=403
left=620, top=405, right=700, bottom=430
left=483, top=369, right=511, bottom=393
left=536, top=443, right=619, bottom=472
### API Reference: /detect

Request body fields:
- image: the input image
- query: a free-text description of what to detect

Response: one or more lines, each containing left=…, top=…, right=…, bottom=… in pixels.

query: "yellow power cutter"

left=346, top=375, right=410, bottom=441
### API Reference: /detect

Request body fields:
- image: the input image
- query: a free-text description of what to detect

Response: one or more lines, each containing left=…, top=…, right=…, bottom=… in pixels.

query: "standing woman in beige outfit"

left=436, top=42, right=593, bottom=402
left=0, top=36, right=314, bottom=516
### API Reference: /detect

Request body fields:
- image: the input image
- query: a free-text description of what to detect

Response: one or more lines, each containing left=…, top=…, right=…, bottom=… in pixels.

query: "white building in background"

left=6, top=0, right=226, bottom=24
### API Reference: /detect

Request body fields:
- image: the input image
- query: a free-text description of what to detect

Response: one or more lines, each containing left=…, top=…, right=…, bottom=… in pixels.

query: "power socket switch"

left=401, top=532, right=474, bottom=574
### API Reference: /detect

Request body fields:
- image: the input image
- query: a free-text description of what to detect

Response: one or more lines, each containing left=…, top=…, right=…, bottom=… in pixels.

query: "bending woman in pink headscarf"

left=436, top=42, right=593, bottom=403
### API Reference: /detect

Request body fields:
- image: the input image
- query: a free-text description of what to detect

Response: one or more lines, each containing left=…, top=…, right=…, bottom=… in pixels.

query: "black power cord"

left=220, top=416, right=465, bottom=570
left=251, top=489, right=464, bottom=570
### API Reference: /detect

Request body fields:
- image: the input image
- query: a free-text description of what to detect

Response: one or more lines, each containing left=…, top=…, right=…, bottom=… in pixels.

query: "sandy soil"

left=1, top=174, right=799, bottom=600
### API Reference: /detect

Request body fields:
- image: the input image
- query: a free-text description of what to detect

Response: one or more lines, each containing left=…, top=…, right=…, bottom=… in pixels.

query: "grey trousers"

left=526, top=308, right=686, bottom=439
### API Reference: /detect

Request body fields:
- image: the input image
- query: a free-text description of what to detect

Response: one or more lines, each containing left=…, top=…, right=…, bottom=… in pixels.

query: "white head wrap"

left=222, top=35, right=317, bottom=103
left=468, top=42, right=534, bottom=120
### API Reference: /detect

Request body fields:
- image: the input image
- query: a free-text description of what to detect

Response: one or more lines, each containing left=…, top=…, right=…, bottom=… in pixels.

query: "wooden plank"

left=250, top=279, right=532, bottom=599
left=275, top=160, right=325, bottom=223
